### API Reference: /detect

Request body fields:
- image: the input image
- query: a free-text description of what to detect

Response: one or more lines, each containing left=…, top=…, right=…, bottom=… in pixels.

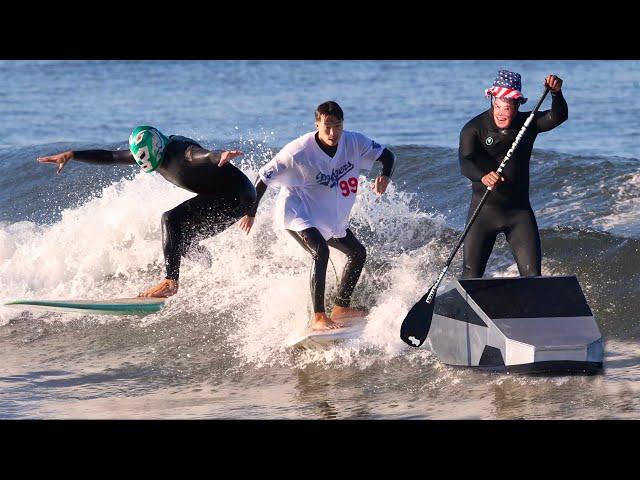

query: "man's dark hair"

left=315, top=101, right=344, bottom=122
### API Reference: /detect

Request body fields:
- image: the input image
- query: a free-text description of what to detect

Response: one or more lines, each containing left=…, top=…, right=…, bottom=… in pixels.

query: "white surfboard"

left=286, top=316, right=368, bottom=350
left=4, top=297, right=166, bottom=316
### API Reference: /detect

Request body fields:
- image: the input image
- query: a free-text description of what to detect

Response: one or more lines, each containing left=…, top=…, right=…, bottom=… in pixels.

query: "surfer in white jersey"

left=241, top=101, right=395, bottom=331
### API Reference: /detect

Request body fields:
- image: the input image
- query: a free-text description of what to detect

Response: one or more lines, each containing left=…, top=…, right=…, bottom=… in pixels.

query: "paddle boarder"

left=459, top=71, right=567, bottom=278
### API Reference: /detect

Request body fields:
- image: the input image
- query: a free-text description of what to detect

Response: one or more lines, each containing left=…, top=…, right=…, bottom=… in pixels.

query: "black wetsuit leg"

left=327, top=229, right=367, bottom=307
left=504, top=209, right=542, bottom=277
left=287, top=228, right=330, bottom=313
left=462, top=207, right=501, bottom=279
left=162, top=194, right=244, bottom=281
left=287, top=228, right=367, bottom=312
left=462, top=206, right=542, bottom=279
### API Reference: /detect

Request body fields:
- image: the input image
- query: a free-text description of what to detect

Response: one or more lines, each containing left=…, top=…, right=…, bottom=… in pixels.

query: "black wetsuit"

left=251, top=133, right=395, bottom=312
left=73, top=135, right=256, bottom=280
left=458, top=92, right=568, bottom=278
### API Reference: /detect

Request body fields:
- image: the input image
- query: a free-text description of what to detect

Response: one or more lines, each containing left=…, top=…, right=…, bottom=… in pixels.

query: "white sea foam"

left=593, top=170, right=640, bottom=234
left=0, top=168, right=447, bottom=371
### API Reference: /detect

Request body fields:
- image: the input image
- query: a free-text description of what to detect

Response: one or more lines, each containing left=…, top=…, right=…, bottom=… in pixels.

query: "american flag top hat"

left=485, top=70, right=528, bottom=104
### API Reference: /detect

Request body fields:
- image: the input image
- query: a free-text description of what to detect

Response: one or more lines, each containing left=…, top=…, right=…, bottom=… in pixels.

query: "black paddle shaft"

left=400, top=87, right=550, bottom=348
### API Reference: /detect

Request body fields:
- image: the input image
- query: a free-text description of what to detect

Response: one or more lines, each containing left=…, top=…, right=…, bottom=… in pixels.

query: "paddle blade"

left=400, top=286, right=437, bottom=348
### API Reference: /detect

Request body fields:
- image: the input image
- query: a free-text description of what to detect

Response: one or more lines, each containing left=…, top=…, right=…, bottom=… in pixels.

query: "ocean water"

left=0, top=60, right=638, bottom=419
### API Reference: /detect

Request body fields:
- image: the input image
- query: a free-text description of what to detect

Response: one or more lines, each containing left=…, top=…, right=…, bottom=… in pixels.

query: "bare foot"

left=138, top=279, right=179, bottom=298
left=331, top=305, right=368, bottom=321
left=311, top=312, right=343, bottom=331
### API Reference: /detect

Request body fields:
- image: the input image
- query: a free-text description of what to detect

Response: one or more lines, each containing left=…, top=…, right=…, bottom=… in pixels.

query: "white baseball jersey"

left=258, top=131, right=385, bottom=240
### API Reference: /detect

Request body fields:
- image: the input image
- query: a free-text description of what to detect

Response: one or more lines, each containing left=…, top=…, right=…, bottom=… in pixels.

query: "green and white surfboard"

left=4, top=297, right=166, bottom=315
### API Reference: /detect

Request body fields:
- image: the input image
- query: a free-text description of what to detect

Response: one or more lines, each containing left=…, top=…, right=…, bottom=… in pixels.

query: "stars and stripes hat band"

left=484, top=70, right=528, bottom=104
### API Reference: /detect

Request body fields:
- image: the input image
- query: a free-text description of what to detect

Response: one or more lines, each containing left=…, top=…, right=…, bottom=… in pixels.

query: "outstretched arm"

left=187, top=147, right=243, bottom=167
left=238, top=149, right=301, bottom=234
left=38, top=149, right=135, bottom=174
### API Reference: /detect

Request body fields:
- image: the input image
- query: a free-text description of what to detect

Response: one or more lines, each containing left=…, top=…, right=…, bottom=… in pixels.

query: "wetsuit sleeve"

left=257, top=150, right=305, bottom=187
left=354, top=132, right=386, bottom=171
left=186, top=146, right=225, bottom=166
left=375, top=148, right=395, bottom=178
left=73, top=150, right=136, bottom=165
left=533, top=90, right=568, bottom=133
left=246, top=178, right=268, bottom=216
left=459, top=123, right=490, bottom=182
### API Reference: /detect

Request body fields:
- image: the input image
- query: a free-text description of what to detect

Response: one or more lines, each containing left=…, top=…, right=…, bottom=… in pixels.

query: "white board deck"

left=286, top=316, right=368, bottom=349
